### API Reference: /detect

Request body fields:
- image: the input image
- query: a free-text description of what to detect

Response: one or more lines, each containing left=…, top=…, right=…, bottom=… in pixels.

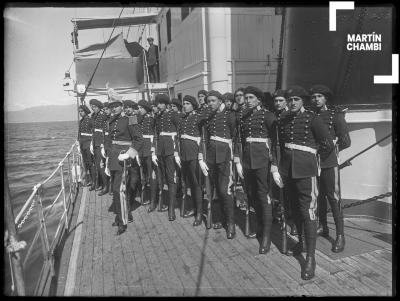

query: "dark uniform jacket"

left=179, top=111, right=207, bottom=161
left=238, top=106, right=277, bottom=170
left=78, top=115, right=93, bottom=148
left=91, top=110, right=108, bottom=147
left=103, top=115, right=112, bottom=155
left=138, top=113, right=156, bottom=157
left=278, top=107, right=334, bottom=179
left=154, top=109, right=181, bottom=156
left=108, top=113, right=143, bottom=171
left=200, top=104, right=238, bottom=165
left=314, top=106, right=351, bottom=168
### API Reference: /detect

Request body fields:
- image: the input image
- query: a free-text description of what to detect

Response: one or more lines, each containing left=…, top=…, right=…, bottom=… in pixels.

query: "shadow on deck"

left=56, top=187, right=392, bottom=296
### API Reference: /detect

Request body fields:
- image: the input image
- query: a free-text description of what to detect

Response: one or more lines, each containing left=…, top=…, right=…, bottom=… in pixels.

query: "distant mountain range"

left=5, top=104, right=79, bottom=123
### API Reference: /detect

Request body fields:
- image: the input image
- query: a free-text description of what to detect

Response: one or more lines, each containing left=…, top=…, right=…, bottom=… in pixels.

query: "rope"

left=80, top=7, right=125, bottom=103
left=327, top=192, right=392, bottom=213
left=126, top=8, right=136, bottom=40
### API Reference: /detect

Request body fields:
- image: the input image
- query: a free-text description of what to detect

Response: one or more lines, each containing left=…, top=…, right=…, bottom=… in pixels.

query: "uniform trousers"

left=111, top=170, right=127, bottom=225
left=181, top=160, right=202, bottom=215
left=208, top=161, right=234, bottom=225
left=318, top=166, right=343, bottom=228
left=80, top=143, right=94, bottom=172
left=243, top=167, right=272, bottom=232
left=140, top=156, right=157, bottom=202
left=158, top=155, right=177, bottom=185
left=94, top=146, right=105, bottom=187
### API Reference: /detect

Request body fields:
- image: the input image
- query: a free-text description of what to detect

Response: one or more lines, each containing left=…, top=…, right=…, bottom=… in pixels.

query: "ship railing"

left=11, top=140, right=83, bottom=296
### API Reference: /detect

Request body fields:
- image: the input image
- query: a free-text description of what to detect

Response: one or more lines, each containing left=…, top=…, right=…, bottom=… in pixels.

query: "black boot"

left=259, top=202, right=272, bottom=254
left=98, top=175, right=109, bottom=196
left=332, top=216, right=345, bottom=252
left=192, top=187, right=203, bottom=226
left=226, top=223, right=236, bottom=239
left=168, top=184, right=177, bottom=221
left=117, top=224, right=127, bottom=235
left=302, top=220, right=317, bottom=280
left=157, top=186, right=168, bottom=212
left=147, top=195, right=157, bottom=213
left=289, top=221, right=306, bottom=256
left=289, top=221, right=298, bottom=235
left=89, top=165, right=96, bottom=191
left=316, top=220, right=329, bottom=237
left=183, top=209, right=195, bottom=218
left=193, top=213, right=203, bottom=226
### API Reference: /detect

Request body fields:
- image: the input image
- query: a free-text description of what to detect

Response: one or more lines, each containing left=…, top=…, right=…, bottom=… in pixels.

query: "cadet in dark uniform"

left=137, top=99, right=158, bottom=211
left=98, top=102, right=112, bottom=196
left=310, top=84, right=351, bottom=253
left=201, top=90, right=237, bottom=239
left=271, top=89, right=298, bottom=235
left=154, top=94, right=182, bottom=221
left=90, top=99, right=108, bottom=191
left=78, top=104, right=95, bottom=187
left=278, top=86, right=334, bottom=280
left=178, top=95, right=208, bottom=226
left=171, top=98, right=184, bottom=115
left=236, top=86, right=282, bottom=253
left=108, top=99, right=143, bottom=235
left=197, top=90, right=208, bottom=113
left=223, top=92, right=235, bottom=111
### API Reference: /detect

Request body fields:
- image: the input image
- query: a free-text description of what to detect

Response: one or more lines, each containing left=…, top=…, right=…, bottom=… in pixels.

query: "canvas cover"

left=74, top=33, right=145, bottom=93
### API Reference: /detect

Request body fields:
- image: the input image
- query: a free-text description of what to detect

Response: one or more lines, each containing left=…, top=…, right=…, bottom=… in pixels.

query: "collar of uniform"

left=300, top=106, right=305, bottom=113
left=321, top=105, right=328, bottom=111
left=218, top=103, right=226, bottom=113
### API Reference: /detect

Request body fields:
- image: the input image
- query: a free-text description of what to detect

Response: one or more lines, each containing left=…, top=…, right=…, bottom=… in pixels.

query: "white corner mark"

left=329, top=1, right=355, bottom=31
left=374, top=54, right=399, bottom=84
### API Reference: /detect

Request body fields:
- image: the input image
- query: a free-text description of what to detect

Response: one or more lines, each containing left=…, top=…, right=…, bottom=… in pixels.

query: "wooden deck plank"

left=78, top=188, right=96, bottom=296
left=354, top=253, right=392, bottom=282
left=111, top=231, right=130, bottom=295
left=361, top=251, right=392, bottom=271
left=146, top=210, right=186, bottom=296
left=168, top=214, right=239, bottom=296
left=184, top=220, right=252, bottom=295
left=100, top=194, right=116, bottom=296
left=91, top=194, right=104, bottom=296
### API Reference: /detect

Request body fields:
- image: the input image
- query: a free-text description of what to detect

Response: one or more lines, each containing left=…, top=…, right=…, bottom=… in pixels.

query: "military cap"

left=223, top=92, right=234, bottom=102
left=309, top=84, right=333, bottom=99
left=286, top=86, right=309, bottom=99
left=244, top=86, right=264, bottom=101
left=272, top=89, right=286, bottom=99
left=123, top=99, right=137, bottom=108
left=171, top=98, right=182, bottom=109
left=206, top=90, right=223, bottom=100
left=79, top=105, right=91, bottom=115
left=89, top=98, right=103, bottom=108
left=155, top=94, right=170, bottom=105
left=147, top=37, right=154, bottom=42
left=138, top=99, right=152, bottom=112
left=198, top=90, right=208, bottom=97
left=103, top=102, right=110, bottom=108
left=183, top=95, right=198, bottom=109
left=234, top=87, right=245, bottom=97
left=109, top=98, right=123, bottom=107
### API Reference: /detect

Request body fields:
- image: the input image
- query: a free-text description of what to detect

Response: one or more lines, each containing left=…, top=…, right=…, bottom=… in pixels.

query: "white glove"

left=101, top=146, right=106, bottom=158
left=100, top=160, right=104, bottom=168
left=90, top=142, right=94, bottom=155
left=151, top=153, right=158, bottom=166
left=118, top=153, right=129, bottom=161
left=126, top=147, right=138, bottom=160
left=199, top=159, right=209, bottom=177
left=105, top=157, right=110, bottom=176
left=174, top=155, right=181, bottom=168
left=272, top=171, right=284, bottom=188
left=77, top=144, right=81, bottom=154
left=236, top=162, right=244, bottom=179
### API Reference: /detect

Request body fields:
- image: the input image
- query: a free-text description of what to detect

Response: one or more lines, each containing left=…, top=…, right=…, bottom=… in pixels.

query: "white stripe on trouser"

left=120, top=178, right=128, bottom=225
left=308, top=176, right=318, bottom=221
left=227, top=161, right=233, bottom=195
left=334, top=166, right=340, bottom=202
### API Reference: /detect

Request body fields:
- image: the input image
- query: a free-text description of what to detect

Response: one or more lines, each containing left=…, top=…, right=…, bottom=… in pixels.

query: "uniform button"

left=305, top=131, right=308, bottom=134
left=329, top=125, right=332, bottom=129
left=290, top=131, right=293, bottom=134
left=303, top=141, right=306, bottom=144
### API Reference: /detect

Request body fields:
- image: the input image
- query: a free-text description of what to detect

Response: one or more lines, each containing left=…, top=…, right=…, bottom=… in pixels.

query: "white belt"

left=210, top=136, right=233, bottom=159
left=143, top=134, right=154, bottom=143
left=181, top=134, right=201, bottom=145
left=246, top=137, right=271, bottom=153
left=94, top=128, right=103, bottom=132
left=284, top=143, right=317, bottom=154
left=81, top=133, right=92, bottom=137
left=112, top=140, right=131, bottom=146
left=160, top=131, right=177, bottom=137
left=104, top=132, right=109, bottom=136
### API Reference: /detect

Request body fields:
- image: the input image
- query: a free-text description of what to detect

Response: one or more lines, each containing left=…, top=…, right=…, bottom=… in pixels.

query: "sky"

left=4, top=6, right=157, bottom=111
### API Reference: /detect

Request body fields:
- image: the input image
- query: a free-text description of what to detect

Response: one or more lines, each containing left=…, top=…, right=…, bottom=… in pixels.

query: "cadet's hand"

left=105, top=166, right=110, bottom=177
left=101, top=146, right=106, bottom=158
left=126, top=147, right=138, bottom=160
left=118, top=153, right=129, bottom=161
left=272, top=172, right=284, bottom=188
left=199, top=159, right=209, bottom=177
left=235, top=162, right=244, bottom=179
left=90, top=142, right=94, bottom=155
left=151, top=153, right=158, bottom=166
left=100, top=160, right=104, bottom=168
left=174, top=155, right=181, bottom=168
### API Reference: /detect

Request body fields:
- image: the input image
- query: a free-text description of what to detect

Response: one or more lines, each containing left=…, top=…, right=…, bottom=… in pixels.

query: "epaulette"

left=128, top=115, right=138, bottom=125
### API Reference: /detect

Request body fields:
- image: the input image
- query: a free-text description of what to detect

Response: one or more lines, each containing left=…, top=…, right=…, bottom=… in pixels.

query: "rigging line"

left=126, top=7, right=136, bottom=40
left=80, top=7, right=125, bottom=103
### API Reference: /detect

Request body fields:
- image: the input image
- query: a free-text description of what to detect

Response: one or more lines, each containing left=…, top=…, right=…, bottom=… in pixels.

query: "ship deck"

left=55, top=187, right=393, bottom=296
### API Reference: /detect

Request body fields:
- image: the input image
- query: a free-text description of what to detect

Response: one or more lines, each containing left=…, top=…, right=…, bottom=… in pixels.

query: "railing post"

left=4, top=170, right=25, bottom=296
left=36, top=186, right=51, bottom=265
left=72, top=149, right=78, bottom=190
left=59, top=163, right=69, bottom=231
left=67, top=153, right=73, bottom=200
